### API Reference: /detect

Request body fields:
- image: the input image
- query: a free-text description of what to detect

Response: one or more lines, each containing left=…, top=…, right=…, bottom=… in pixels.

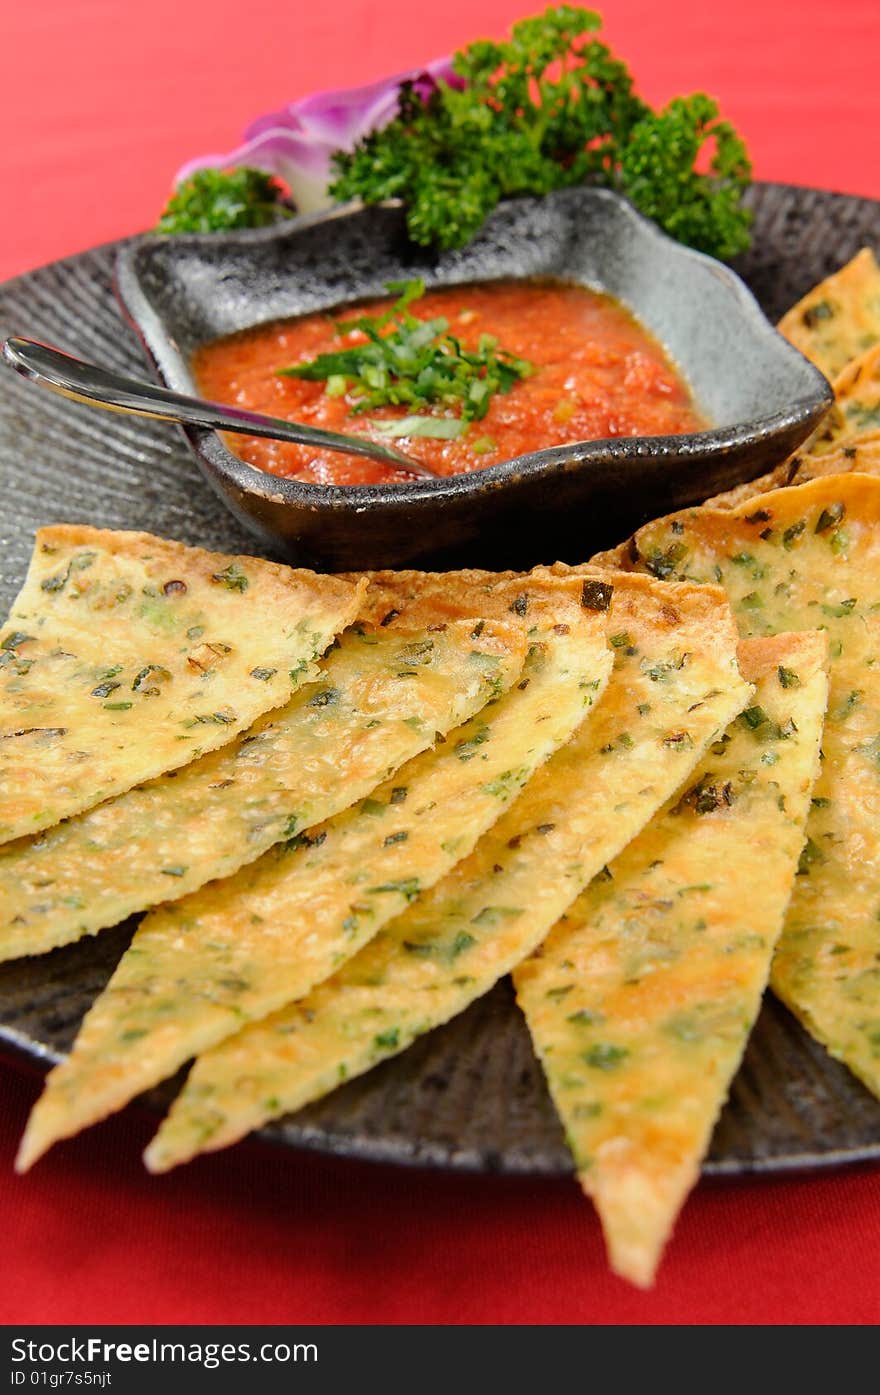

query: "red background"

left=1, top=0, right=879, bottom=1326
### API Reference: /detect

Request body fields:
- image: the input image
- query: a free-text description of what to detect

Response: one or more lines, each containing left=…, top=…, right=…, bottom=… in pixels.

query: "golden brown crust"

left=735, top=630, right=829, bottom=686
left=714, top=470, right=880, bottom=529
left=358, top=563, right=734, bottom=639
left=540, top=562, right=735, bottom=631
left=777, top=247, right=880, bottom=380
left=803, top=343, right=880, bottom=457
left=706, top=439, right=880, bottom=510
left=592, top=471, right=880, bottom=570
left=832, top=341, right=880, bottom=394
left=35, top=525, right=361, bottom=613
left=355, top=568, right=612, bottom=630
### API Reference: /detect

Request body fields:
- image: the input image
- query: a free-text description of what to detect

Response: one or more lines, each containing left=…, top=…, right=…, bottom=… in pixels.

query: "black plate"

left=2, top=183, right=880, bottom=1176
left=115, top=186, right=831, bottom=571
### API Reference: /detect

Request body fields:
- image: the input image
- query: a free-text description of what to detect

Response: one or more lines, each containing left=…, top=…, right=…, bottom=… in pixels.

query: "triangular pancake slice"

left=514, top=632, right=828, bottom=1288
left=806, top=343, right=880, bottom=457
left=142, top=573, right=751, bottom=1173
left=704, top=254, right=880, bottom=511
left=610, top=473, right=880, bottom=1101
left=0, top=526, right=362, bottom=841
left=1, top=573, right=531, bottom=961
left=16, top=576, right=613, bottom=1168
left=777, top=248, right=880, bottom=381
left=706, top=436, right=880, bottom=511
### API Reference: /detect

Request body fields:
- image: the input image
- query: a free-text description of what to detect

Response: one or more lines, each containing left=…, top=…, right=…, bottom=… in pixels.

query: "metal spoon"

left=1, top=337, right=437, bottom=480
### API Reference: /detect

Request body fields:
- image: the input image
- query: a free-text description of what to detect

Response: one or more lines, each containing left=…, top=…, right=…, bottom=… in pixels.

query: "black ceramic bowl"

left=115, top=187, right=832, bottom=571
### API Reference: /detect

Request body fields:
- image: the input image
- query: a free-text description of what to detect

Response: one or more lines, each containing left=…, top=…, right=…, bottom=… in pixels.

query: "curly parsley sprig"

left=156, top=169, right=294, bottom=235
left=330, top=6, right=752, bottom=261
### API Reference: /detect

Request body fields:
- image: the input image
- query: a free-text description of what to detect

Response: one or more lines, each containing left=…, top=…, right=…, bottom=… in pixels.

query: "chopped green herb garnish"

left=470, top=905, right=523, bottom=926
left=821, top=598, right=857, bottom=619
left=133, top=664, right=172, bottom=694
left=740, top=705, right=768, bottom=730
left=369, top=415, right=468, bottom=440
left=674, top=775, right=734, bottom=815
left=662, top=730, right=693, bottom=749
left=642, top=651, right=689, bottom=683
left=797, top=837, right=824, bottom=874
left=40, top=569, right=70, bottom=593
left=279, top=278, right=532, bottom=429
left=582, top=1043, right=629, bottom=1070
left=815, top=502, right=846, bottom=533
left=580, top=579, right=613, bottom=611
left=802, top=301, right=833, bottom=328
left=455, top=724, right=490, bottom=761
left=451, top=931, right=477, bottom=956
left=210, top=563, right=248, bottom=592
left=182, top=711, right=235, bottom=728
left=730, top=552, right=763, bottom=574
left=398, top=639, right=435, bottom=664
left=833, top=690, right=863, bottom=720
left=368, top=878, right=421, bottom=902
left=286, top=830, right=327, bottom=852
left=644, top=543, right=687, bottom=580
left=1, top=632, right=33, bottom=651
left=307, top=687, right=340, bottom=707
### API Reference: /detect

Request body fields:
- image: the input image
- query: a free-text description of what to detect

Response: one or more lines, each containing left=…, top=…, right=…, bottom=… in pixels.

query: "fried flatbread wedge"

left=15, top=577, right=613, bottom=1169
left=142, top=575, right=752, bottom=1173
left=514, top=632, right=828, bottom=1288
left=1, top=576, right=531, bottom=962
left=608, top=473, right=880, bottom=1098
left=807, top=344, right=880, bottom=456
left=706, top=436, right=880, bottom=510
left=777, top=248, right=880, bottom=380
left=0, top=526, right=362, bottom=842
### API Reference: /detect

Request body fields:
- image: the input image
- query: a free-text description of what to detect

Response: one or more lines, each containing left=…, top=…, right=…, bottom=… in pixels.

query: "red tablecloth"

left=2, top=0, right=879, bottom=1327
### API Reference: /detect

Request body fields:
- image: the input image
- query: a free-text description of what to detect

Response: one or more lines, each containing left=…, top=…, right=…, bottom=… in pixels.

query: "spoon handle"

left=2, top=337, right=436, bottom=479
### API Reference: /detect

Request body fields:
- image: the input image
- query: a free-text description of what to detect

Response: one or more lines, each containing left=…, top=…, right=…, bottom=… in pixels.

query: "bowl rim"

left=114, top=187, right=835, bottom=512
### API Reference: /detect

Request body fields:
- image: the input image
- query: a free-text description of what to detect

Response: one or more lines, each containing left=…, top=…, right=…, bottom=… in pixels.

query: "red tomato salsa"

left=193, top=280, right=706, bottom=487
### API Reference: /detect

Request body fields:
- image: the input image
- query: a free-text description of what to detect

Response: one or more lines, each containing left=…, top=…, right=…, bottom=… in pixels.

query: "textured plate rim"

left=4, top=1019, right=880, bottom=1180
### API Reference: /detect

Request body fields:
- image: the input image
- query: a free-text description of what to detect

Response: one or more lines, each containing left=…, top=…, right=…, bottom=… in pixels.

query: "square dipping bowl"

left=115, top=186, right=833, bottom=570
